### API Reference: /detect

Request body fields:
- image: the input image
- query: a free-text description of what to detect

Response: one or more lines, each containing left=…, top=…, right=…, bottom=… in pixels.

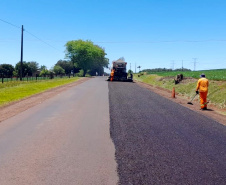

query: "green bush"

left=76, top=70, right=84, bottom=77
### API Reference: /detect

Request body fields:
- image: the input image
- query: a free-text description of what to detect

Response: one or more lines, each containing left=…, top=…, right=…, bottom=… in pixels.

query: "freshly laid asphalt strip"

left=108, top=81, right=226, bottom=185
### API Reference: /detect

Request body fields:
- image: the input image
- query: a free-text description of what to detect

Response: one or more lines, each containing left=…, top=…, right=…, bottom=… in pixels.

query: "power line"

left=94, top=39, right=226, bottom=44
left=137, top=65, right=141, bottom=72
left=182, top=60, right=184, bottom=71
left=192, top=58, right=198, bottom=71
left=24, top=30, right=61, bottom=51
left=0, top=18, right=20, bottom=29
left=171, top=60, right=175, bottom=70
left=1, top=18, right=60, bottom=51
left=135, top=63, right=136, bottom=73
left=2, top=18, right=226, bottom=45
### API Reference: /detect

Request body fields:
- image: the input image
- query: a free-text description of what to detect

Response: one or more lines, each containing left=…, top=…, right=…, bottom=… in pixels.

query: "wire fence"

left=1, top=74, right=74, bottom=83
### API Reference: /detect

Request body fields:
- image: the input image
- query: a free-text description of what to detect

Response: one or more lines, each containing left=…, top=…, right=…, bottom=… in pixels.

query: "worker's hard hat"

left=200, top=73, right=205, bottom=77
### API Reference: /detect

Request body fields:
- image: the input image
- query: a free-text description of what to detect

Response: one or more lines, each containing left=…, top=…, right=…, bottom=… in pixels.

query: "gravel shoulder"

left=0, top=78, right=90, bottom=123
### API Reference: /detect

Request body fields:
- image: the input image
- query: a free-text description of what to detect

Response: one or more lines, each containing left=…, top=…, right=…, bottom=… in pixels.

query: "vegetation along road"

left=0, top=77, right=226, bottom=184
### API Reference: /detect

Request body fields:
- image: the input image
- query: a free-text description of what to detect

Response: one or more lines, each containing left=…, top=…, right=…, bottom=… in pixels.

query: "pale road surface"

left=0, top=77, right=118, bottom=185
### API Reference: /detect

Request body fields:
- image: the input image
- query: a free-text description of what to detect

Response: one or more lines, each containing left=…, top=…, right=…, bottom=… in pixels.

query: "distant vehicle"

left=108, top=59, right=133, bottom=82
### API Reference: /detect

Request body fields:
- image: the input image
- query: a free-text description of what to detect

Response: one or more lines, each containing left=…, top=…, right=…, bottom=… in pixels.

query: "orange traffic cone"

left=172, top=87, right=175, bottom=98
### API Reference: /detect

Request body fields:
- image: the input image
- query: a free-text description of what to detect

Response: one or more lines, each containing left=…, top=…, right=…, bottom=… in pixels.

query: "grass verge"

left=0, top=77, right=81, bottom=107
left=144, top=69, right=226, bottom=81
left=134, top=74, right=226, bottom=109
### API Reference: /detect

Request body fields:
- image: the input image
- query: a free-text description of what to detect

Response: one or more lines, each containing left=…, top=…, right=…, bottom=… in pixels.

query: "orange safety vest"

left=196, top=77, right=209, bottom=92
left=110, top=70, right=114, bottom=76
left=110, top=69, right=115, bottom=81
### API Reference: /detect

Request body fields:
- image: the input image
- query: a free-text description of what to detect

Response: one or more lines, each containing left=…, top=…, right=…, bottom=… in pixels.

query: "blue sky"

left=1, top=0, right=226, bottom=72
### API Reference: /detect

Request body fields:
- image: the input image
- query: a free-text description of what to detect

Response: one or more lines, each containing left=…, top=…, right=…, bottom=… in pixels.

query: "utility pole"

left=182, top=60, right=184, bottom=71
left=171, top=60, right=175, bottom=70
left=192, top=58, right=197, bottom=71
left=135, top=63, right=136, bottom=73
left=20, top=25, right=24, bottom=81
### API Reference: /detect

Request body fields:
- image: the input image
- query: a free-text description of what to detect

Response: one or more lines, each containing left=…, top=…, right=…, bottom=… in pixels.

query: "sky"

left=1, top=0, right=226, bottom=73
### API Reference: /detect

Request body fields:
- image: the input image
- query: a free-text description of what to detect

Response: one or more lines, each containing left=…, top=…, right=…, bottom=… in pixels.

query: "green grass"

left=1, top=76, right=70, bottom=82
left=134, top=74, right=226, bottom=109
left=145, top=69, right=226, bottom=81
left=0, top=77, right=81, bottom=106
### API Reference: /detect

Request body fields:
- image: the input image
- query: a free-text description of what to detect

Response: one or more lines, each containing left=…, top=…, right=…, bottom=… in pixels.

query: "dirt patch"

left=158, top=76, right=174, bottom=81
left=158, top=76, right=196, bottom=83
left=136, top=80, right=226, bottom=126
left=0, top=78, right=90, bottom=123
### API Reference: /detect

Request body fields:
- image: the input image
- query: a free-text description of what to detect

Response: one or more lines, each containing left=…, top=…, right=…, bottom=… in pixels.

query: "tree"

left=15, top=61, right=32, bottom=77
left=53, top=65, right=65, bottom=76
left=88, top=57, right=109, bottom=76
left=40, top=65, right=47, bottom=71
left=174, top=68, right=191, bottom=71
left=27, top=61, right=39, bottom=76
left=55, top=60, right=73, bottom=75
left=141, top=68, right=191, bottom=73
left=128, top=69, right=133, bottom=74
left=0, top=64, right=15, bottom=77
left=40, top=69, right=49, bottom=77
left=65, top=40, right=108, bottom=77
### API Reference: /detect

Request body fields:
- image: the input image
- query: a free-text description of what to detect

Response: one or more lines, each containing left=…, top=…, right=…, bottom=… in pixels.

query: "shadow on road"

left=205, top=109, right=214, bottom=111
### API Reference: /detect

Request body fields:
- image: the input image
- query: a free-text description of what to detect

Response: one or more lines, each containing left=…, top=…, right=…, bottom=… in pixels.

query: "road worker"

left=196, top=73, right=209, bottom=110
left=110, top=69, right=115, bottom=81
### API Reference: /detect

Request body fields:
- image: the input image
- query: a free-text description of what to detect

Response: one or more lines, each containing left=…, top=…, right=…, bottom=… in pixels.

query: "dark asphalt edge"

left=108, top=81, right=226, bottom=185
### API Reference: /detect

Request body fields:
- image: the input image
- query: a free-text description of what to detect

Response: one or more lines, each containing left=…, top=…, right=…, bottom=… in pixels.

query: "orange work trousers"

left=110, top=72, right=114, bottom=81
left=199, top=91, right=208, bottom=109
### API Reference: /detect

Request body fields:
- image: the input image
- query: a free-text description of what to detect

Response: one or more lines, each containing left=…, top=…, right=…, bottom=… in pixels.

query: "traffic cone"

left=172, top=87, right=175, bottom=98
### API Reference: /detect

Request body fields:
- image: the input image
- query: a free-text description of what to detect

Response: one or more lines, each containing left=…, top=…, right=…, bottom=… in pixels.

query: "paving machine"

left=107, top=59, right=133, bottom=82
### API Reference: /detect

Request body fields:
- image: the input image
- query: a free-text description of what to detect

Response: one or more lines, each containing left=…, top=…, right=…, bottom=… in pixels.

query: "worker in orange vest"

left=196, top=73, right=209, bottom=110
left=110, top=69, right=115, bottom=81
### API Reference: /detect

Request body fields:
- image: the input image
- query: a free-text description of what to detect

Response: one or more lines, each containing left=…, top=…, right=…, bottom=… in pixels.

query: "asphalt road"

left=109, top=81, right=226, bottom=185
left=0, top=77, right=225, bottom=185
left=0, top=77, right=118, bottom=185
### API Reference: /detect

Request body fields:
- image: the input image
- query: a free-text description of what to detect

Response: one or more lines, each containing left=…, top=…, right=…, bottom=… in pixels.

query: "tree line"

left=0, top=40, right=109, bottom=78
left=0, top=60, right=76, bottom=78
left=141, top=68, right=191, bottom=73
